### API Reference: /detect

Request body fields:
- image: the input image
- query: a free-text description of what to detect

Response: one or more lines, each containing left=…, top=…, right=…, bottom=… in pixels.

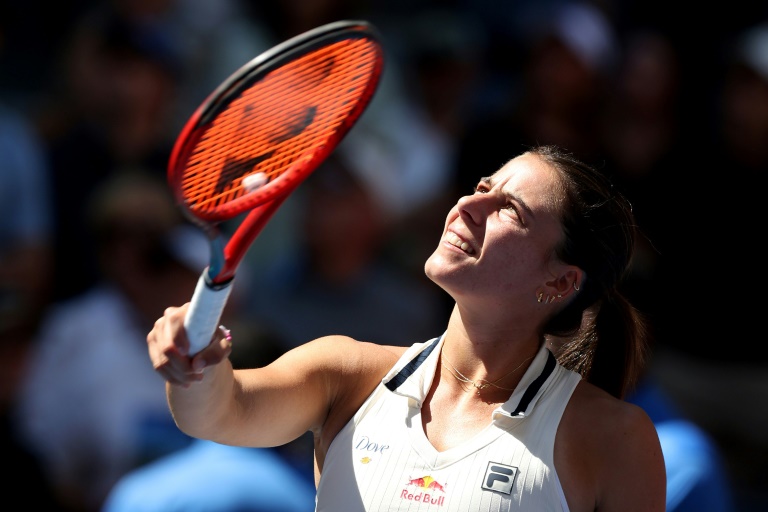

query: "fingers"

left=221, top=325, right=232, bottom=344
left=147, top=307, right=234, bottom=387
left=190, top=325, right=234, bottom=373
left=147, top=304, right=200, bottom=387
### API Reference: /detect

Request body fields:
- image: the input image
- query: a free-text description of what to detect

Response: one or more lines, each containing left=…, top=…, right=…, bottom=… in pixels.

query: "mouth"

left=444, top=231, right=475, bottom=254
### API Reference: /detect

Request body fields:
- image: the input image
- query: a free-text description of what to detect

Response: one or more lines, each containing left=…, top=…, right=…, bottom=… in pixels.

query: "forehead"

left=490, top=152, right=562, bottom=212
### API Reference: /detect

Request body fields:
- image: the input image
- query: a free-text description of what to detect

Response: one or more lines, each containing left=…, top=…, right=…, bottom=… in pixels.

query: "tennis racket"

left=168, top=20, right=384, bottom=355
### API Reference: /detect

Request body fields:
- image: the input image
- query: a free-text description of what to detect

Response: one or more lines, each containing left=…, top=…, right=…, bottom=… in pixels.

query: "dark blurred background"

left=1, top=0, right=767, bottom=511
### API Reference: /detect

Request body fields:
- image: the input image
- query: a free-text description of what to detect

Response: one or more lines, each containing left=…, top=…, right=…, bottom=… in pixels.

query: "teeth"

left=446, top=232, right=473, bottom=254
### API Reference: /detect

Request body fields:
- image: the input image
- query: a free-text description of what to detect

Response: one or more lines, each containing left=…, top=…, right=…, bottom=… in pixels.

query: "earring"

left=573, top=282, right=580, bottom=291
left=557, top=294, right=562, bottom=299
left=537, top=292, right=543, bottom=303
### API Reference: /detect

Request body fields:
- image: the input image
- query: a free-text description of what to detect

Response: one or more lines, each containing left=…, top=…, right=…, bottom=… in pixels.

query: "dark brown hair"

left=531, top=145, right=649, bottom=398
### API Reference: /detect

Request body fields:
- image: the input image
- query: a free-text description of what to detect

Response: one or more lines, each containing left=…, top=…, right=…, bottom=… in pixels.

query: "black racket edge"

left=199, top=20, right=382, bottom=127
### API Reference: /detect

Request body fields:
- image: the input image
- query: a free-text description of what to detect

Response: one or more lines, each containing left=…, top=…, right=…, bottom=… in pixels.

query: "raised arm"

left=147, top=303, right=398, bottom=449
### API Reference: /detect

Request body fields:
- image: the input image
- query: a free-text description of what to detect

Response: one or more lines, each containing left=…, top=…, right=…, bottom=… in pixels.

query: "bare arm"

left=597, top=401, right=666, bottom=511
left=147, top=303, right=398, bottom=448
left=557, top=382, right=666, bottom=512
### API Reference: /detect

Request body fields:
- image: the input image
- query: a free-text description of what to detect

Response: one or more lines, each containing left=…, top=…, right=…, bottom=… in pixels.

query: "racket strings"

left=178, top=36, right=381, bottom=219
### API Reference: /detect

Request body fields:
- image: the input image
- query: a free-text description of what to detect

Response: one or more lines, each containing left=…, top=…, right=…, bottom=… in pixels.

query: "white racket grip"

left=184, top=272, right=234, bottom=356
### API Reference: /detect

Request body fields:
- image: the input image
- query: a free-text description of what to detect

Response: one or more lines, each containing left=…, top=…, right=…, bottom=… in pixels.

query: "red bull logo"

left=401, top=475, right=447, bottom=506
left=427, top=480, right=446, bottom=492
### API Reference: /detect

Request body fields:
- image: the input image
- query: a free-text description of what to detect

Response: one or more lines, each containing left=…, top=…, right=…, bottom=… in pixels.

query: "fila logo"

left=482, top=462, right=518, bottom=495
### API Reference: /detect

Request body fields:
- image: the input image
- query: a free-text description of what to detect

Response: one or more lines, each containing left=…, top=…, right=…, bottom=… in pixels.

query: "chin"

left=424, top=254, right=452, bottom=289
left=424, top=251, right=440, bottom=278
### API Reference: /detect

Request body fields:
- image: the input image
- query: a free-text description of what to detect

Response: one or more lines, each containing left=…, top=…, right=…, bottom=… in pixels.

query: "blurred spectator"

left=649, top=21, right=768, bottom=511
left=244, top=0, right=369, bottom=42
left=0, top=83, right=60, bottom=512
left=102, top=328, right=316, bottom=512
left=37, top=7, right=184, bottom=302
left=626, top=378, right=736, bottom=512
left=0, top=0, right=55, bottom=376
left=13, top=170, right=210, bottom=511
left=370, top=7, right=488, bottom=278
left=455, top=1, right=618, bottom=194
left=513, top=0, right=618, bottom=161
left=34, top=0, right=309, bottom=310
left=600, top=29, right=687, bottom=335
left=0, top=104, right=54, bottom=373
left=0, top=8, right=59, bottom=506
left=0, top=1, right=91, bottom=104
left=101, top=439, right=317, bottom=512
left=84, top=0, right=274, bottom=131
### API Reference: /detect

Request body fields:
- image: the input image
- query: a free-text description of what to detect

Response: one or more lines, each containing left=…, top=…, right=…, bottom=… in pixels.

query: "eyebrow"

left=482, top=175, right=536, bottom=221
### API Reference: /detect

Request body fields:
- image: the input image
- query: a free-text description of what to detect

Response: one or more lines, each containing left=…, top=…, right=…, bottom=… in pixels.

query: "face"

left=424, top=152, right=566, bottom=307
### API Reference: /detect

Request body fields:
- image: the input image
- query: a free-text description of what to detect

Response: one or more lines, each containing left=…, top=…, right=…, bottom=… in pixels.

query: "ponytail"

left=555, top=292, right=649, bottom=398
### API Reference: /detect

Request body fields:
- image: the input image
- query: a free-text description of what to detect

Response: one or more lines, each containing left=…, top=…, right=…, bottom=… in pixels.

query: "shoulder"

left=301, top=336, right=409, bottom=454
left=285, top=335, right=407, bottom=413
left=563, top=381, right=662, bottom=461
left=308, top=335, right=409, bottom=403
left=556, top=381, right=666, bottom=511
left=299, top=335, right=407, bottom=371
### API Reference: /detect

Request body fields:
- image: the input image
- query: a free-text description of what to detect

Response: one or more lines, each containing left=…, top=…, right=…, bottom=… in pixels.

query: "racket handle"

left=184, top=271, right=234, bottom=355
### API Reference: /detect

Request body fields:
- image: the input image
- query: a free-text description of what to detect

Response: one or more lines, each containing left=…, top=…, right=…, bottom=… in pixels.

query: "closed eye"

left=501, top=202, right=521, bottom=221
left=474, top=177, right=492, bottom=194
left=503, top=203, right=518, bottom=213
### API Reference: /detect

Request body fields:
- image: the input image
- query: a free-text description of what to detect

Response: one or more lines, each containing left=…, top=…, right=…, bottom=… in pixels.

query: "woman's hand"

left=147, top=303, right=233, bottom=387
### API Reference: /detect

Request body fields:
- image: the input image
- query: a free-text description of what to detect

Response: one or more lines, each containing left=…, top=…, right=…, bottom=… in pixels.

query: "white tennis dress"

left=315, top=334, right=582, bottom=511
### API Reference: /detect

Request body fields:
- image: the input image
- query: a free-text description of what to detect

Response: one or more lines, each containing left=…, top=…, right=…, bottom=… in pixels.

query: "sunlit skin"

left=148, top=151, right=665, bottom=511
left=425, top=153, right=574, bottom=353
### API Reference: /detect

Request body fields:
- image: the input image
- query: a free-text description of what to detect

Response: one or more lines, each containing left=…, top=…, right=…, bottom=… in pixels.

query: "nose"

left=456, top=192, right=487, bottom=226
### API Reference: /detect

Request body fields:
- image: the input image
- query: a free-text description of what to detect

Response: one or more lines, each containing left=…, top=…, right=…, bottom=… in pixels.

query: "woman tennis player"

left=148, top=145, right=665, bottom=511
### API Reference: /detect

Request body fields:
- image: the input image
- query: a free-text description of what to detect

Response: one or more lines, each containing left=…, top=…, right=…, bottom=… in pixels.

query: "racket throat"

left=206, top=234, right=229, bottom=283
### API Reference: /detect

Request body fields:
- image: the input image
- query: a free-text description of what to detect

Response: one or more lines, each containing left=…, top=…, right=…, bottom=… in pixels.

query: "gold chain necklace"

left=441, top=353, right=535, bottom=395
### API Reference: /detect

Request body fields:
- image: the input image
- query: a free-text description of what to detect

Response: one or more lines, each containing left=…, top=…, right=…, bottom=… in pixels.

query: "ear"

left=544, top=267, right=582, bottom=300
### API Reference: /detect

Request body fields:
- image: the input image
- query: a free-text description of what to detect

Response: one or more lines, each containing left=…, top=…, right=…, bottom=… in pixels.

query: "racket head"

left=168, top=20, right=384, bottom=228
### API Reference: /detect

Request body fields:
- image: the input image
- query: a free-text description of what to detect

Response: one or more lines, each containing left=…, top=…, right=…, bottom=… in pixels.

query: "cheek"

left=488, top=240, right=547, bottom=284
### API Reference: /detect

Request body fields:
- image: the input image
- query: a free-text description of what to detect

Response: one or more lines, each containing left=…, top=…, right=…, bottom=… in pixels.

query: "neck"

left=443, top=305, right=543, bottom=364
left=441, top=346, right=537, bottom=391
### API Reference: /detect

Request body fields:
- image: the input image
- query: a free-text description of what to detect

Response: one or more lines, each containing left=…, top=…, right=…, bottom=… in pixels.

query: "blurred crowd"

left=1, top=0, right=767, bottom=511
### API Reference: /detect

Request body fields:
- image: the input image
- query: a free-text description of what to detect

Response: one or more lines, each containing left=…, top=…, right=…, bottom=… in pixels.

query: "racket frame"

left=167, top=20, right=384, bottom=354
